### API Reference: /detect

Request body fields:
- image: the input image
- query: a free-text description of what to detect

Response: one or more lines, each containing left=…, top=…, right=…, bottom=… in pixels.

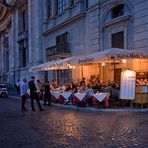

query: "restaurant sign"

left=120, top=70, right=136, bottom=100
left=108, top=53, right=148, bottom=60
left=78, top=57, right=95, bottom=64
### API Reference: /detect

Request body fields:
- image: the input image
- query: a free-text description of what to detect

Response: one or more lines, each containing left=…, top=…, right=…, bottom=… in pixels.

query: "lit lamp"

left=122, top=59, right=127, bottom=64
left=67, top=64, right=76, bottom=69
left=102, top=62, right=105, bottom=66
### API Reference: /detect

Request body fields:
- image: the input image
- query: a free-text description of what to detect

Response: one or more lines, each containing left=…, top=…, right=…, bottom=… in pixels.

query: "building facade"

left=0, top=0, right=148, bottom=85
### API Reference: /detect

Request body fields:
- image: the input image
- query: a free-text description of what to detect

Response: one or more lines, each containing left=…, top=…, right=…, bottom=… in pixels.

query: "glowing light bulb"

left=122, top=59, right=127, bottom=64
left=102, top=62, right=105, bottom=66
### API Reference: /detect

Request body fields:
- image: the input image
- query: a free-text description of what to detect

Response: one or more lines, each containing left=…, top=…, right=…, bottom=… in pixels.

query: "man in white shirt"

left=20, top=78, right=28, bottom=112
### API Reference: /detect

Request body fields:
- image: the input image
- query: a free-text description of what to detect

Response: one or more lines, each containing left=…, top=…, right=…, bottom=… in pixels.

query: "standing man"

left=28, top=76, right=43, bottom=111
left=44, top=81, right=51, bottom=106
left=20, top=78, right=28, bottom=112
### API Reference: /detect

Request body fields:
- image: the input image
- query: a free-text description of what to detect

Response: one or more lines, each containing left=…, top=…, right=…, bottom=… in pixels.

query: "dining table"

left=73, top=93, right=86, bottom=101
left=93, top=93, right=110, bottom=108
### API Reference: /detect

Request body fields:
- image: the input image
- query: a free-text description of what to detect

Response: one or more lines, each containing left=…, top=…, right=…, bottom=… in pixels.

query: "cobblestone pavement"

left=0, top=97, right=148, bottom=148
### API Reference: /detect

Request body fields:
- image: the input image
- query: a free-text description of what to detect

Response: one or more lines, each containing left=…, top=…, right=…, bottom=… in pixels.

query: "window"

left=22, top=11, right=26, bottom=30
left=56, top=32, right=68, bottom=46
left=19, top=9, right=28, bottom=32
left=111, top=4, right=124, bottom=19
left=48, top=0, right=52, bottom=18
left=22, top=48, right=27, bottom=67
left=86, top=0, right=88, bottom=9
left=111, top=31, right=124, bottom=48
left=70, top=0, right=75, bottom=6
left=57, top=0, right=66, bottom=14
left=19, top=43, right=27, bottom=67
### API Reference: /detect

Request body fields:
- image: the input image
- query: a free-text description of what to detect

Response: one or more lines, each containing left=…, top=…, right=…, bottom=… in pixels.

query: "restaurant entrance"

left=114, top=69, right=121, bottom=85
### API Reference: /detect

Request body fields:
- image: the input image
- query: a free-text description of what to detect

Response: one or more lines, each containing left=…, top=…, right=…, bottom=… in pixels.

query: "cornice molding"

left=43, top=12, right=86, bottom=35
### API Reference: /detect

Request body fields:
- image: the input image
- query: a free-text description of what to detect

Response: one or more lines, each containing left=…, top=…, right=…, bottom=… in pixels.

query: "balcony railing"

left=18, top=31, right=28, bottom=42
left=46, top=43, right=71, bottom=58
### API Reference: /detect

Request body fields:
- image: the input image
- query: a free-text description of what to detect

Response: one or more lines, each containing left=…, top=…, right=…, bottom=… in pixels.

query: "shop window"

left=48, top=0, right=52, bottom=18
left=111, top=4, right=124, bottom=19
left=111, top=31, right=124, bottom=49
left=59, top=69, right=72, bottom=84
left=56, top=0, right=67, bottom=14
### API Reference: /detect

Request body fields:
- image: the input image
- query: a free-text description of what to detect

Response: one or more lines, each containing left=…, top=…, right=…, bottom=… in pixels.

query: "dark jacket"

left=28, top=80, right=37, bottom=92
left=44, top=83, right=50, bottom=94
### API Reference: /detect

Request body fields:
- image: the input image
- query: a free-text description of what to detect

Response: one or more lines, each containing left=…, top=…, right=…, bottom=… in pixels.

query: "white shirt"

left=20, top=81, right=28, bottom=96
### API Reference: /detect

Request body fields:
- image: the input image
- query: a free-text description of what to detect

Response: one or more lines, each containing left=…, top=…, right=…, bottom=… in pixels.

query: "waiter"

left=28, top=76, right=43, bottom=111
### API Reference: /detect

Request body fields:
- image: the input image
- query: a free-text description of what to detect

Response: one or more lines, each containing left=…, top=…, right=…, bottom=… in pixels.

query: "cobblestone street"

left=0, top=97, right=148, bottom=148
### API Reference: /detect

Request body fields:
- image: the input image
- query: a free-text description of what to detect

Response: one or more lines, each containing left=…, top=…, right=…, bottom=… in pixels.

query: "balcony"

left=18, top=31, right=28, bottom=42
left=46, top=43, right=71, bottom=59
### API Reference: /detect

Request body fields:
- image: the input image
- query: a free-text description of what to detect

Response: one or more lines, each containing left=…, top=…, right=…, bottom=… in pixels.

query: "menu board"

left=120, top=70, right=136, bottom=100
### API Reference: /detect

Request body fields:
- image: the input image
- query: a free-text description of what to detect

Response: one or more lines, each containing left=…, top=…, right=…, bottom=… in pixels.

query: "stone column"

left=28, top=0, right=33, bottom=66
left=33, top=0, right=43, bottom=65
left=43, top=0, right=48, bottom=21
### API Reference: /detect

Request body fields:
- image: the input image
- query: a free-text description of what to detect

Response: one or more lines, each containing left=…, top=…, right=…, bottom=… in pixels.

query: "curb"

left=8, top=95, right=148, bottom=113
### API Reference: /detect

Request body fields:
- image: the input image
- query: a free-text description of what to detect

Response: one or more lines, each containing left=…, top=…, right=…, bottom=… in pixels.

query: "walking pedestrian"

left=20, top=78, right=28, bottom=112
left=16, top=80, right=20, bottom=94
left=28, top=76, right=44, bottom=111
left=44, top=81, right=51, bottom=106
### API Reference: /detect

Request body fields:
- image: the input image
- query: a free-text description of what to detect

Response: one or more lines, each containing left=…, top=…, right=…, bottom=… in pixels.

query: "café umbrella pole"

left=81, top=65, right=84, bottom=79
left=113, top=60, right=116, bottom=82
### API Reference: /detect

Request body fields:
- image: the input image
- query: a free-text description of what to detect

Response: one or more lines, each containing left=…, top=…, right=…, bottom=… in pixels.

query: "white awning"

left=29, top=48, right=147, bottom=72
left=70, top=48, right=143, bottom=65
left=29, top=57, right=74, bottom=73
left=135, top=49, right=148, bottom=59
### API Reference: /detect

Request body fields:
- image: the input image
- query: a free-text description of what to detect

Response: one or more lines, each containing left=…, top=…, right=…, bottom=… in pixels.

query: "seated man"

left=85, top=84, right=94, bottom=106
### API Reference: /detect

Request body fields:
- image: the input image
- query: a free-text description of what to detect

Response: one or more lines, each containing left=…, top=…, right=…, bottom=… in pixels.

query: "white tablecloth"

left=60, top=92, right=72, bottom=100
left=93, top=93, right=110, bottom=102
left=74, top=93, right=86, bottom=101
left=51, top=92, right=61, bottom=99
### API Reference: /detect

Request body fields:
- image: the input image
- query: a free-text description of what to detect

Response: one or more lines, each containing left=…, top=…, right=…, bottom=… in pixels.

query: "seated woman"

left=64, top=83, right=78, bottom=105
